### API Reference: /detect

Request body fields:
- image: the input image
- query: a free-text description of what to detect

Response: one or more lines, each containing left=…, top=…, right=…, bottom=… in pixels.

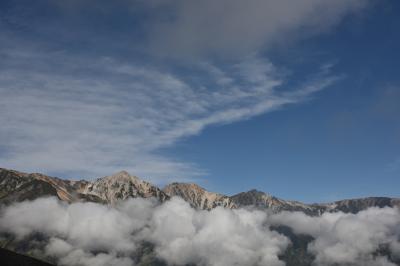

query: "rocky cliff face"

left=0, top=167, right=399, bottom=214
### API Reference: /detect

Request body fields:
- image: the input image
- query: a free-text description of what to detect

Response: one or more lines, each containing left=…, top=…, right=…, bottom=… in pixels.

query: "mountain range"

left=1, top=167, right=400, bottom=266
left=1, top=167, right=399, bottom=215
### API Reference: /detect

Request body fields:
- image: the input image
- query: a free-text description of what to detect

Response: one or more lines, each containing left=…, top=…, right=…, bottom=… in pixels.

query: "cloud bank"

left=1, top=197, right=399, bottom=266
left=0, top=197, right=289, bottom=266
left=272, top=208, right=400, bottom=266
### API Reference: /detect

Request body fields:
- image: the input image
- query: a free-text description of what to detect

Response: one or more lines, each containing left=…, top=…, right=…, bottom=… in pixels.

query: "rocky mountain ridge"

left=1, top=167, right=399, bottom=214
left=0, top=168, right=168, bottom=205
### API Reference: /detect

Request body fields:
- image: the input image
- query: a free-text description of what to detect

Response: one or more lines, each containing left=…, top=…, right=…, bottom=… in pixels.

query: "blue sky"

left=0, top=0, right=399, bottom=202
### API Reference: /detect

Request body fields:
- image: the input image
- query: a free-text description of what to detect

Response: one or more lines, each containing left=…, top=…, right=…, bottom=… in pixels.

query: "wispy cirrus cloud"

left=0, top=0, right=366, bottom=182
left=0, top=45, right=338, bottom=181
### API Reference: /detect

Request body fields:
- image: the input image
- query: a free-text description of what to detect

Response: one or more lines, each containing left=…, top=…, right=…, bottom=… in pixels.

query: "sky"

left=0, top=0, right=399, bottom=203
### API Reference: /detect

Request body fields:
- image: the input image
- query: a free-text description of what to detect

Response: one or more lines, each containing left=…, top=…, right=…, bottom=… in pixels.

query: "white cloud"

left=0, top=47, right=337, bottom=181
left=147, top=0, right=370, bottom=58
left=39, top=0, right=370, bottom=58
left=0, top=197, right=290, bottom=266
left=1, top=197, right=400, bottom=266
left=146, top=198, right=288, bottom=266
left=271, top=207, right=400, bottom=266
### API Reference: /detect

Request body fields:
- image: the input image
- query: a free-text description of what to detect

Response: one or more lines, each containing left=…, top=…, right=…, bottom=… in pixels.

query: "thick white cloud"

left=146, top=199, right=289, bottom=266
left=1, top=197, right=400, bottom=266
left=271, top=207, right=400, bottom=266
left=0, top=197, right=290, bottom=266
left=45, top=239, right=133, bottom=266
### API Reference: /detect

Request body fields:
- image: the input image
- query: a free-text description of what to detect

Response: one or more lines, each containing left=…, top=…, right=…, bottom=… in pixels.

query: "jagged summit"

left=163, top=182, right=235, bottom=210
left=96, top=170, right=139, bottom=181
left=81, top=170, right=168, bottom=204
left=230, top=189, right=319, bottom=214
left=94, top=170, right=142, bottom=185
left=243, top=189, right=273, bottom=197
left=110, top=170, right=131, bottom=177
left=231, top=188, right=278, bottom=206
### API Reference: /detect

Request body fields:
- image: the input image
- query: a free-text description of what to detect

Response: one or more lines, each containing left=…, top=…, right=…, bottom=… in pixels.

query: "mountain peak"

left=163, top=182, right=235, bottom=210
left=110, top=170, right=133, bottom=179
left=236, top=189, right=273, bottom=199
left=99, top=170, right=141, bottom=183
left=247, top=188, right=268, bottom=194
left=77, top=170, right=168, bottom=204
left=113, top=170, right=130, bottom=176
